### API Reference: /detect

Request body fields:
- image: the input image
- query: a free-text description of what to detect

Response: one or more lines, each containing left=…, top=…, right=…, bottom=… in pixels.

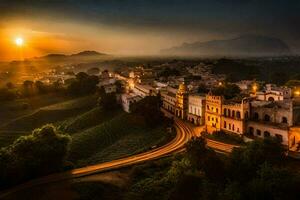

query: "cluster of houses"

left=117, top=76, right=300, bottom=153
left=96, top=65, right=300, bottom=153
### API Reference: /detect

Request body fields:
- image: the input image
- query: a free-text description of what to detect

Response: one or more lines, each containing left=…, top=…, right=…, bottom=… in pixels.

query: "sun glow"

left=15, top=37, right=24, bottom=46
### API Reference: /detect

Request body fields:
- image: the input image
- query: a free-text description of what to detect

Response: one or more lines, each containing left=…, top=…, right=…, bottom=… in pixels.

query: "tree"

left=22, top=80, right=35, bottom=96
left=0, top=88, right=16, bottom=101
left=67, top=73, right=99, bottom=96
left=130, top=96, right=165, bottom=127
left=6, top=82, right=14, bottom=89
left=185, top=137, right=225, bottom=182
left=228, top=137, right=285, bottom=183
left=97, top=92, right=119, bottom=111
left=197, top=83, right=209, bottom=94
left=0, top=124, right=71, bottom=188
left=212, top=83, right=241, bottom=99
left=35, top=81, right=47, bottom=94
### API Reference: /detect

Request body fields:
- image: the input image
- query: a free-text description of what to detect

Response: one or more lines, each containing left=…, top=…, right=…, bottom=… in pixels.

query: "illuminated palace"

left=161, top=83, right=199, bottom=120
left=160, top=83, right=300, bottom=151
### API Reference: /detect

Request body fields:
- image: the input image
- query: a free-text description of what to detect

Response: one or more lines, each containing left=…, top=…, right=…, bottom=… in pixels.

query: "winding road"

left=0, top=118, right=237, bottom=199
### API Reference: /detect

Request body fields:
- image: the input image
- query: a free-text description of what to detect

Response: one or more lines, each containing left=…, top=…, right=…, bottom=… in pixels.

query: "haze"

left=0, top=0, right=299, bottom=61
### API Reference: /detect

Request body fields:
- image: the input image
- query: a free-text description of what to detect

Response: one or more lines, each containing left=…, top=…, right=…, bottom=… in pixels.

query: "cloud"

left=0, top=0, right=300, bottom=54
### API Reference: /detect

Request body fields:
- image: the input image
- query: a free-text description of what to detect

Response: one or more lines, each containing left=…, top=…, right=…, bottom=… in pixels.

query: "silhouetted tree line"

left=127, top=137, right=300, bottom=200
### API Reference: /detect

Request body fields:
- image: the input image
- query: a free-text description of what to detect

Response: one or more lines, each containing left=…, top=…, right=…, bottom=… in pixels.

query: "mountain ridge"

left=161, top=35, right=291, bottom=57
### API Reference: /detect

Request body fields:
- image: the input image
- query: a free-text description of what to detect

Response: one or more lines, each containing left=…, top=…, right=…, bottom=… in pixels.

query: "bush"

left=204, top=130, right=244, bottom=145
left=0, top=124, right=71, bottom=188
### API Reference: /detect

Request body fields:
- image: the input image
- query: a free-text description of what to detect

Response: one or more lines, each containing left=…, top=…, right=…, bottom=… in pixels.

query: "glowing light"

left=15, top=37, right=24, bottom=46
left=295, top=91, right=300, bottom=96
left=218, top=82, right=223, bottom=86
left=252, top=84, right=257, bottom=92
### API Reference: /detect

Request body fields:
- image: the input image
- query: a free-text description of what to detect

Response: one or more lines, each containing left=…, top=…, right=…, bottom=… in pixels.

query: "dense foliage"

left=212, top=83, right=241, bottom=99
left=0, top=124, right=71, bottom=188
left=130, top=95, right=166, bottom=127
left=67, top=72, right=99, bottom=96
left=125, top=137, right=300, bottom=200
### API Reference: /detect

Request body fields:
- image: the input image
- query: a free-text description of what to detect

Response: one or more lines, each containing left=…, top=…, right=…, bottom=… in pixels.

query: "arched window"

left=245, top=111, right=249, bottom=119
left=256, top=129, right=261, bottom=136
left=282, top=117, right=288, bottom=123
left=268, top=97, right=275, bottom=101
left=216, top=108, right=219, bottom=114
left=232, top=110, right=235, bottom=118
left=249, top=127, right=254, bottom=135
left=224, top=108, right=227, bottom=116
left=228, top=109, right=231, bottom=117
left=275, top=134, right=283, bottom=142
left=254, top=112, right=259, bottom=120
left=264, top=131, right=270, bottom=137
left=224, top=121, right=227, bottom=128
left=264, top=114, right=270, bottom=122
left=236, top=111, right=241, bottom=119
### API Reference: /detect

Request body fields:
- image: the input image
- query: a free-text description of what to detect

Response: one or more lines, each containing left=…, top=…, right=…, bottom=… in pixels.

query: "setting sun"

left=15, top=37, right=24, bottom=46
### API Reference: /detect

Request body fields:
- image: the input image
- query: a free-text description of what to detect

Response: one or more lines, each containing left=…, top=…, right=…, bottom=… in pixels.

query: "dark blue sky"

left=1, top=0, right=300, bottom=57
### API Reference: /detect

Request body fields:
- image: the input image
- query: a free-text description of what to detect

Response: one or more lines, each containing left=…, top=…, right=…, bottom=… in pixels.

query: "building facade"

left=175, top=83, right=189, bottom=119
left=161, top=89, right=177, bottom=114
left=254, top=84, right=292, bottom=101
left=121, top=93, right=142, bottom=113
left=205, top=94, right=222, bottom=133
left=246, top=100, right=293, bottom=146
left=222, top=99, right=250, bottom=135
left=187, top=95, right=206, bottom=125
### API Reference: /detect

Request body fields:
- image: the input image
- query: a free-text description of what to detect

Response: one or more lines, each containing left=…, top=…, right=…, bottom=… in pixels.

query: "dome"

left=178, top=82, right=187, bottom=93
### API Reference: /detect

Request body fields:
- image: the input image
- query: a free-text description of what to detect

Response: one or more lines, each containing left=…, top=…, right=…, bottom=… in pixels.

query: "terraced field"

left=0, top=95, right=97, bottom=148
left=68, top=113, right=172, bottom=167
left=0, top=94, right=172, bottom=167
left=59, top=107, right=121, bottom=134
left=0, top=94, right=74, bottom=126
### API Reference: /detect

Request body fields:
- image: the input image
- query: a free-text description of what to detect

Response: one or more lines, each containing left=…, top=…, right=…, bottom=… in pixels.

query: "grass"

left=0, top=93, right=74, bottom=126
left=0, top=131, right=28, bottom=148
left=68, top=113, right=172, bottom=167
left=0, top=95, right=98, bottom=148
left=59, top=107, right=121, bottom=134
left=0, top=95, right=97, bottom=132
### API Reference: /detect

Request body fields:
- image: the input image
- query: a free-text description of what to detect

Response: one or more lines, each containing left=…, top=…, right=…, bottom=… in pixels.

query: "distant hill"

left=71, top=50, right=106, bottom=57
left=40, top=50, right=106, bottom=60
left=161, top=35, right=291, bottom=57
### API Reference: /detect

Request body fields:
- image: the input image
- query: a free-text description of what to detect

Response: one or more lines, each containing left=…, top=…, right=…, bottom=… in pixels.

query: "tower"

left=175, top=82, right=189, bottom=119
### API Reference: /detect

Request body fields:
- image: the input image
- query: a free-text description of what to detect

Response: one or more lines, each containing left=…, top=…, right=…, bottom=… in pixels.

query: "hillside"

left=161, top=35, right=291, bottom=57
left=39, top=50, right=107, bottom=60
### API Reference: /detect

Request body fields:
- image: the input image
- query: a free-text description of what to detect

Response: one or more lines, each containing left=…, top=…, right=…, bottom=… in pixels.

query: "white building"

left=187, top=95, right=206, bottom=125
left=121, top=93, right=143, bottom=113
left=254, top=84, right=292, bottom=101
left=132, top=84, right=156, bottom=97
left=161, top=87, right=177, bottom=114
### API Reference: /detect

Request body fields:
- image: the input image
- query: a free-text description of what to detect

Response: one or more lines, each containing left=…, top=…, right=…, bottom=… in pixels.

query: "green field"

left=0, top=93, right=74, bottom=126
left=68, top=113, right=172, bottom=167
left=0, top=96, right=97, bottom=132
left=0, top=95, right=98, bottom=148
left=59, top=107, right=121, bottom=134
left=0, top=94, right=172, bottom=167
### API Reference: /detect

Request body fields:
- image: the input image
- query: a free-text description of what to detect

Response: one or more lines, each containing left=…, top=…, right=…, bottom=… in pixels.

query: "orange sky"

left=0, top=18, right=217, bottom=61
